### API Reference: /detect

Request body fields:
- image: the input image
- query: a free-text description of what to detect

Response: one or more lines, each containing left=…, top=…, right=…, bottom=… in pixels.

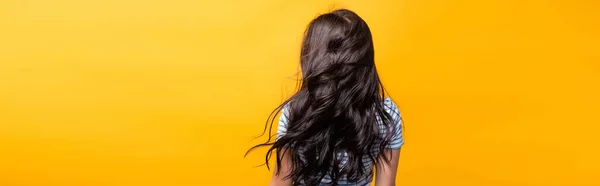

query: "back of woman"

left=248, top=9, right=404, bottom=186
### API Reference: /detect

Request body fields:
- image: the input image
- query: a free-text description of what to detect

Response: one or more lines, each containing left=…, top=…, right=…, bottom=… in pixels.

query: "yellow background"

left=1, top=0, right=599, bottom=185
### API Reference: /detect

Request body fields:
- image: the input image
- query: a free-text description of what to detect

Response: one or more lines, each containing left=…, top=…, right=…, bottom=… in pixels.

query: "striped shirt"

left=276, top=97, right=404, bottom=186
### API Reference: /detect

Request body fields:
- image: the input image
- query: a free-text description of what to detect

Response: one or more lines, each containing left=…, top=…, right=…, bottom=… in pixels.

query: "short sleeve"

left=385, top=98, right=404, bottom=149
left=276, top=105, right=290, bottom=140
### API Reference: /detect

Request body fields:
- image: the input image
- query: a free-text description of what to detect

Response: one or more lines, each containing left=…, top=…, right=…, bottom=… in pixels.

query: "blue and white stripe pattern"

left=276, top=97, right=404, bottom=185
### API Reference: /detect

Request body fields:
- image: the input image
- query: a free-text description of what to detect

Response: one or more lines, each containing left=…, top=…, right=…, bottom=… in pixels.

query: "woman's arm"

left=374, top=149, right=401, bottom=186
left=269, top=148, right=293, bottom=186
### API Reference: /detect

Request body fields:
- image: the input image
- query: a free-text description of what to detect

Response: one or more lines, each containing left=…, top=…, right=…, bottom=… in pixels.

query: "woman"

left=248, top=9, right=404, bottom=186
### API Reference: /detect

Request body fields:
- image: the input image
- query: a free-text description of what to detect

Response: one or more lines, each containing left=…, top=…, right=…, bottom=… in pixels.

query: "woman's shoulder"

left=383, top=97, right=399, bottom=110
left=383, top=97, right=402, bottom=119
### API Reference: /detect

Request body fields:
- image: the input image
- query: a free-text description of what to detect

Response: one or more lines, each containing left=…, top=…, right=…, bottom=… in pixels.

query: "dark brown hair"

left=247, top=9, right=394, bottom=185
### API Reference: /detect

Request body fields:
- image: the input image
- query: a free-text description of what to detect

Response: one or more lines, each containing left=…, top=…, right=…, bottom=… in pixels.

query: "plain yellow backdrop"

left=1, top=0, right=599, bottom=185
